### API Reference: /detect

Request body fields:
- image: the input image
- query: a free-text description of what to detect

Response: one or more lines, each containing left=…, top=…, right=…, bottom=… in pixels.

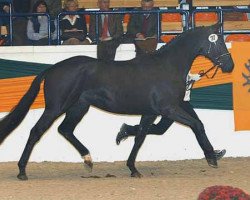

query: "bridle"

left=186, top=32, right=232, bottom=90
left=186, top=52, right=231, bottom=90
left=199, top=52, right=231, bottom=78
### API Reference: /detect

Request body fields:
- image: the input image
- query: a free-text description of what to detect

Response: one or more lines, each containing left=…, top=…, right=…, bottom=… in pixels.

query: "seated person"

left=0, top=3, right=10, bottom=35
left=60, top=0, right=90, bottom=45
left=89, top=0, right=123, bottom=61
left=0, top=0, right=32, bottom=45
left=12, top=0, right=32, bottom=46
left=30, top=0, right=62, bottom=20
left=27, top=0, right=57, bottom=45
left=124, top=0, right=158, bottom=54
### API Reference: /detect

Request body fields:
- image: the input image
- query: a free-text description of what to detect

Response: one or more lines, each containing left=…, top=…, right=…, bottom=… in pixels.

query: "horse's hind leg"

left=17, top=109, right=61, bottom=180
left=116, top=117, right=174, bottom=145
left=58, top=101, right=92, bottom=170
left=127, top=115, right=157, bottom=178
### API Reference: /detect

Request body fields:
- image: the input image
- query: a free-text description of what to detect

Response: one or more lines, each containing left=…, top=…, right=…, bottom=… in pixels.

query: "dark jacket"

left=0, top=0, right=31, bottom=13
left=127, top=8, right=158, bottom=38
left=13, top=0, right=31, bottom=13
left=60, top=15, right=88, bottom=41
left=89, top=12, right=123, bottom=42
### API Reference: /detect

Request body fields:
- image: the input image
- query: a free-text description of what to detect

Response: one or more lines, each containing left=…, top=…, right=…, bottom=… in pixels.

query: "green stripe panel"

left=191, top=83, right=232, bottom=110
left=0, top=59, right=50, bottom=79
left=0, top=59, right=233, bottom=110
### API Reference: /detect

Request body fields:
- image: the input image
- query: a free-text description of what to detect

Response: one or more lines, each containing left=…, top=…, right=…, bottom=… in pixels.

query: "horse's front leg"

left=166, top=106, right=218, bottom=168
left=127, top=115, right=157, bottom=178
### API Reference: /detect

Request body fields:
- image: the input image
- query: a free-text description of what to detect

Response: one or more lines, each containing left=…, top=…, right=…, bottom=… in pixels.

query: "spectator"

left=89, top=0, right=123, bottom=61
left=0, top=2, right=10, bottom=35
left=27, top=0, right=57, bottom=45
left=13, top=0, right=31, bottom=13
left=60, top=0, right=90, bottom=45
left=30, top=0, right=62, bottom=19
left=11, top=0, right=32, bottom=45
left=124, top=0, right=158, bottom=55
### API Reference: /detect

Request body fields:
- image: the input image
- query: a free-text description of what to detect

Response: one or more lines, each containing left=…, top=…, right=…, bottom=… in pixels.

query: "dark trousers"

left=4, top=17, right=28, bottom=45
left=12, top=18, right=28, bottom=46
left=97, top=39, right=120, bottom=61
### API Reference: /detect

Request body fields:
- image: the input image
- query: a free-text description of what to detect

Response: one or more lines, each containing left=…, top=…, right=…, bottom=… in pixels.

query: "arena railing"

left=0, top=12, right=51, bottom=45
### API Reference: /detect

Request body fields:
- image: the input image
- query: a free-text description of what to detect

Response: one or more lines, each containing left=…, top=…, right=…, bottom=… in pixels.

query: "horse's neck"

left=169, top=33, right=201, bottom=79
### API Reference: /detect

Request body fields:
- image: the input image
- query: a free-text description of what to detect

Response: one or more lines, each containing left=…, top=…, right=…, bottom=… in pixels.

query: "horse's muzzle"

left=218, top=54, right=234, bottom=73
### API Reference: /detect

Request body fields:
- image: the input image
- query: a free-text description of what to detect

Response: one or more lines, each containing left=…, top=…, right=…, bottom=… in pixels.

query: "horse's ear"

left=212, top=22, right=222, bottom=33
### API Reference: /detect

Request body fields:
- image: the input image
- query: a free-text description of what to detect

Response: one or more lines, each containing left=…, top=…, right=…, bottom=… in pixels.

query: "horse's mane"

left=155, top=26, right=206, bottom=55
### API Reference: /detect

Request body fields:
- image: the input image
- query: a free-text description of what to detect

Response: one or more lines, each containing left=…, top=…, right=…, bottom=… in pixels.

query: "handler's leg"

left=58, top=101, right=93, bottom=170
left=127, top=115, right=157, bottom=178
left=116, top=116, right=174, bottom=145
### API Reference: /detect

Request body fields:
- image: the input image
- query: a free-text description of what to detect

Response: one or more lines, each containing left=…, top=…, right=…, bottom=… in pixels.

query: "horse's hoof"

left=214, top=149, right=226, bottom=160
left=116, top=123, right=128, bottom=145
left=206, top=157, right=218, bottom=168
left=83, top=154, right=93, bottom=172
left=131, top=172, right=143, bottom=178
left=17, top=173, right=28, bottom=181
left=84, top=160, right=93, bottom=173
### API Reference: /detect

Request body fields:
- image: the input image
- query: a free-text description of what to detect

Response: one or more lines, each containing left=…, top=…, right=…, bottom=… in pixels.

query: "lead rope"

left=186, top=52, right=231, bottom=90
left=186, top=64, right=219, bottom=91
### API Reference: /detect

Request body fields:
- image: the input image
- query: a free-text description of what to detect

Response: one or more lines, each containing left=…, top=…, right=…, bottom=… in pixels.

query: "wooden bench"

left=193, top=0, right=250, bottom=7
left=123, top=20, right=182, bottom=32
left=62, top=0, right=179, bottom=9
left=195, top=21, right=250, bottom=31
left=122, top=13, right=183, bottom=32
left=192, top=1, right=250, bottom=33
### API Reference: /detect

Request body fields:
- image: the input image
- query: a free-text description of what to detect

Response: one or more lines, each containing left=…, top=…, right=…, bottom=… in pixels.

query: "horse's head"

left=199, top=23, right=234, bottom=73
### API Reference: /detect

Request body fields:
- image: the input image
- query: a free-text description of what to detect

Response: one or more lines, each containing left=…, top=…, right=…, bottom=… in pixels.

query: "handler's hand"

left=189, top=74, right=201, bottom=81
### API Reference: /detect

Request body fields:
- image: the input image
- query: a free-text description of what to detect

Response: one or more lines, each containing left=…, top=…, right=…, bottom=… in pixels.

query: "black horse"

left=0, top=23, right=234, bottom=180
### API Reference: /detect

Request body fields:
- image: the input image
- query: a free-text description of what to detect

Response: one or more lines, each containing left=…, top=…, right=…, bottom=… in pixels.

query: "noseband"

left=200, top=51, right=231, bottom=79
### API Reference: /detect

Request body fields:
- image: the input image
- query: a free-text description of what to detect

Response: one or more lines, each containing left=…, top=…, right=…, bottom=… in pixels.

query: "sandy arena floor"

left=0, top=157, right=249, bottom=200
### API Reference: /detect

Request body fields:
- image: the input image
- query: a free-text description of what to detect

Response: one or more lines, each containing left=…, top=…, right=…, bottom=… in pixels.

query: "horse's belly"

left=82, top=87, right=159, bottom=115
left=91, top=99, right=156, bottom=115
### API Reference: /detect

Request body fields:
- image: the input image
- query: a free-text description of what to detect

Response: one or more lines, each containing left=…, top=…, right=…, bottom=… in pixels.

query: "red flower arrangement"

left=198, top=185, right=250, bottom=200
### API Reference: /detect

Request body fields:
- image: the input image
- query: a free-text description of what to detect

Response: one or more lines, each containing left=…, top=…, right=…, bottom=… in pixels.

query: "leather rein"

left=186, top=52, right=231, bottom=89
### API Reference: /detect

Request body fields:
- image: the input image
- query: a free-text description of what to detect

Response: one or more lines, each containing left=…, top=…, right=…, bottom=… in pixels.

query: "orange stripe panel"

left=0, top=76, right=45, bottom=112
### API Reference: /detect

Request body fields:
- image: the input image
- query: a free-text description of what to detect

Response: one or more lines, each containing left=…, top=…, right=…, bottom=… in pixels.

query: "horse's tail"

left=0, top=70, right=47, bottom=144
